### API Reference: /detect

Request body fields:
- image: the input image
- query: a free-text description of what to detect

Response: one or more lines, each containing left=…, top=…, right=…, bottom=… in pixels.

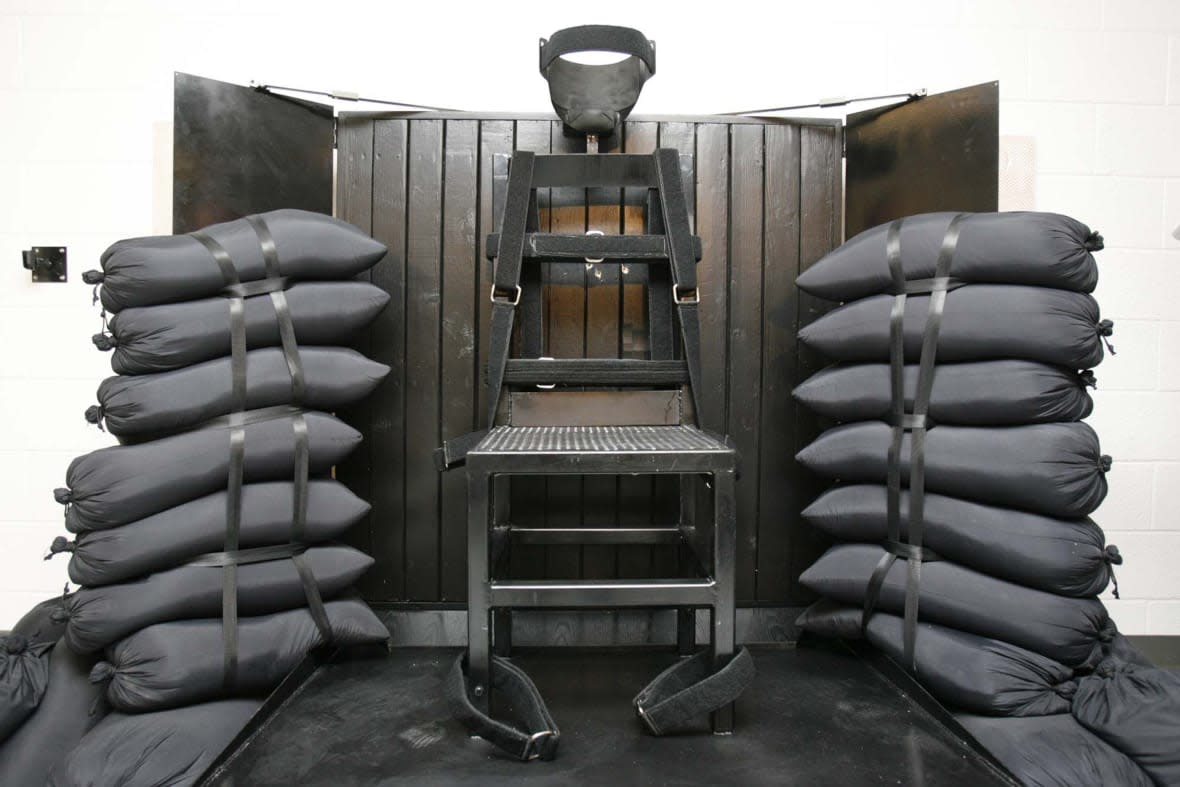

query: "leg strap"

left=448, top=653, right=560, bottom=761
left=633, top=647, right=755, bottom=735
left=451, top=647, right=755, bottom=760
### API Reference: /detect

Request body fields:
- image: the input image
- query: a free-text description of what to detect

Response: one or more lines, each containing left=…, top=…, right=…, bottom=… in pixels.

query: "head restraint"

left=539, top=25, right=655, bottom=138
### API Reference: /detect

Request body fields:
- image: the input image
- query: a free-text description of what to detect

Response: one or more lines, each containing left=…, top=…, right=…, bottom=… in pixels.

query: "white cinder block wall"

left=2, top=0, right=1178, bottom=633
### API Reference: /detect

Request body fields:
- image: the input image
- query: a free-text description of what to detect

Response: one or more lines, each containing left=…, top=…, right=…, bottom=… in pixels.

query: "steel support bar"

left=489, top=578, right=717, bottom=608
left=509, top=526, right=683, bottom=545
left=486, top=232, right=702, bottom=262
left=531, top=153, right=655, bottom=187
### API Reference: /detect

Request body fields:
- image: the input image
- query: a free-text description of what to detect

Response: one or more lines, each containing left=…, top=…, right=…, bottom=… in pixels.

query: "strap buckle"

left=584, top=229, right=605, bottom=264
left=674, top=285, right=700, bottom=305
left=490, top=284, right=522, bottom=306
left=522, top=729, right=559, bottom=761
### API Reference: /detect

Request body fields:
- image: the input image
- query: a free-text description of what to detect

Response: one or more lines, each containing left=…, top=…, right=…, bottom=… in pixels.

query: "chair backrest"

left=486, top=149, right=704, bottom=430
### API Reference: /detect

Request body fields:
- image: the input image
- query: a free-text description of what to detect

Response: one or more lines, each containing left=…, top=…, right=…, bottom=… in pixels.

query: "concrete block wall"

left=1, top=0, right=1177, bottom=633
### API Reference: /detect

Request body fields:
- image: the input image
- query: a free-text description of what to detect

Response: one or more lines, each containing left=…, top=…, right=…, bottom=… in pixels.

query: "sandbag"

left=796, top=421, right=1109, bottom=519
left=92, top=347, right=390, bottom=441
left=799, top=544, right=1112, bottom=668
left=0, top=634, right=52, bottom=741
left=797, top=284, right=1108, bottom=369
left=0, top=639, right=106, bottom=786
left=793, top=360, right=1094, bottom=426
left=49, top=698, right=261, bottom=787
left=61, top=410, right=361, bottom=532
left=62, top=480, right=369, bottom=586
left=802, top=485, right=1115, bottom=597
left=11, top=594, right=69, bottom=645
left=99, top=281, right=390, bottom=375
left=1072, top=667, right=1180, bottom=786
left=796, top=602, right=1075, bottom=717
left=955, top=713, right=1153, bottom=787
left=95, top=599, right=388, bottom=712
left=91, top=209, right=387, bottom=313
left=65, top=545, right=373, bottom=653
left=796, top=211, right=1100, bottom=301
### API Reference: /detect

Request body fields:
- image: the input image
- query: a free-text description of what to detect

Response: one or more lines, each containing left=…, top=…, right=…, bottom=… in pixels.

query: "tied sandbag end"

left=81, top=270, right=105, bottom=285
left=84, top=405, right=105, bottom=431
left=45, top=535, right=75, bottom=560
left=53, top=487, right=72, bottom=505
left=1099, top=455, right=1112, bottom=473
left=1105, top=544, right=1123, bottom=599
left=1097, top=319, right=1116, bottom=355
left=89, top=661, right=116, bottom=684
left=4, top=631, right=29, bottom=654
left=1084, top=231, right=1105, bottom=252
left=91, top=332, right=116, bottom=351
left=1079, top=370, right=1098, bottom=389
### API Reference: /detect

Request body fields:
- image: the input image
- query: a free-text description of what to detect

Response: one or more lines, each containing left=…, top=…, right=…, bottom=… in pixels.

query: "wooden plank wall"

left=336, top=114, right=842, bottom=606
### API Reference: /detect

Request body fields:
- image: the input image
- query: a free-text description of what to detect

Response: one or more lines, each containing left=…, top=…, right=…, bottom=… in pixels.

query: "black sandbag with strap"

left=91, top=347, right=390, bottom=441
left=797, top=284, right=1110, bottom=369
left=800, top=544, right=1112, bottom=669
left=803, top=485, right=1116, bottom=597
left=96, top=281, right=390, bottom=375
left=793, top=360, right=1094, bottom=426
left=93, top=598, right=388, bottom=712
left=0, top=634, right=52, bottom=742
left=60, top=410, right=360, bottom=533
left=59, top=480, right=368, bottom=586
left=88, top=209, right=387, bottom=313
left=1072, top=665, right=1180, bottom=786
left=955, top=712, right=1153, bottom=787
left=796, top=421, right=1109, bottom=519
left=48, top=698, right=262, bottom=787
left=0, top=638, right=107, bottom=786
left=796, top=211, right=1101, bottom=301
left=797, top=601, right=1076, bottom=717
left=64, top=545, right=373, bottom=653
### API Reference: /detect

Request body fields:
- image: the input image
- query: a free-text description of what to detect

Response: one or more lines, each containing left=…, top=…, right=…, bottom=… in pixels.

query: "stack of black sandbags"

left=791, top=212, right=1180, bottom=787
left=3, top=210, right=393, bottom=786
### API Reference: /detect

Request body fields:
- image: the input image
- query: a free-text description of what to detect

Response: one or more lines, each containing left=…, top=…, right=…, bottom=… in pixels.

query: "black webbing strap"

left=653, top=148, right=705, bottom=427
left=435, top=152, right=535, bottom=471
left=633, top=647, right=755, bottom=735
left=185, top=542, right=307, bottom=567
left=863, top=214, right=964, bottom=671
left=247, top=214, right=307, bottom=404
left=222, top=426, right=245, bottom=690
left=539, top=25, right=655, bottom=74
left=222, top=277, right=291, bottom=299
left=191, top=230, right=240, bottom=287
left=449, top=654, right=560, bottom=761
left=291, top=551, right=334, bottom=646
left=485, top=151, right=535, bottom=429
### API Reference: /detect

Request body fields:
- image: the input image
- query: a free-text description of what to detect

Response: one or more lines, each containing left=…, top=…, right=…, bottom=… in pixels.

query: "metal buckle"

left=584, top=229, right=605, bottom=264
left=674, top=285, right=700, bottom=305
left=522, top=729, right=557, bottom=761
left=535, top=356, right=556, bottom=390
left=635, top=702, right=659, bottom=735
left=490, top=284, right=522, bottom=306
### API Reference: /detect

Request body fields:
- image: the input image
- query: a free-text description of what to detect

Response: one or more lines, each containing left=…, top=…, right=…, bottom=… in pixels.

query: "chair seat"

left=468, top=425, right=735, bottom=474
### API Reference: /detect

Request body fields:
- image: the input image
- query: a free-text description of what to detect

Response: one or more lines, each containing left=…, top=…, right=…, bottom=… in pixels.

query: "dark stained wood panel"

left=336, top=113, right=842, bottom=606
left=403, top=119, right=444, bottom=600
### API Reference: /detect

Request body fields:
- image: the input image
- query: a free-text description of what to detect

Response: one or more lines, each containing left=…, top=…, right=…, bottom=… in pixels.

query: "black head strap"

left=539, top=25, right=655, bottom=137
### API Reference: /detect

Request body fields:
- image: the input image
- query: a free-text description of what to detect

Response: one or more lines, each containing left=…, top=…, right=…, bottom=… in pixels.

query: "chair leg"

left=467, top=468, right=492, bottom=716
left=493, top=609, right=513, bottom=657
left=711, top=470, right=737, bottom=733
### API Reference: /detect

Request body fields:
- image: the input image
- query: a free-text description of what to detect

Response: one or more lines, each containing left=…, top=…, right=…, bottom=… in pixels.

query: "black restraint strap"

left=863, top=215, right=964, bottom=670
left=539, top=24, right=655, bottom=73
left=191, top=230, right=240, bottom=286
left=486, top=151, right=535, bottom=429
left=633, top=647, right=755, bottom=735
left=654, top=148, right=705, bottom=427
left=223, top=276, right=291, bottom=299
left=449, top=654, right=561, bottom=761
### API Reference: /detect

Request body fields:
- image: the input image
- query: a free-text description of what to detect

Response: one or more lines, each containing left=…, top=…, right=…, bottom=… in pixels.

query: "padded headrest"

left=539, top=25, right=655, bottom=137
